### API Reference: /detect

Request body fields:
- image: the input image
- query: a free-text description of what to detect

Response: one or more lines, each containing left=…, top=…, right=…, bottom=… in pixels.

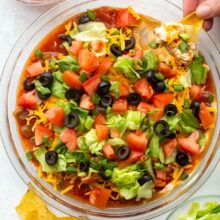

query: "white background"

left=0, top=0, right=220, bottom=219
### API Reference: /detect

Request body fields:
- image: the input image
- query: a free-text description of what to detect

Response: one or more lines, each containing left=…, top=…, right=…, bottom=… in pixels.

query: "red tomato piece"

left=102, top=143, right=115, bottom=159
left=155, top=170, right=167, bottom=181
left=133, top=79, right=153, bottom=99
left=94, top=113, right=106, bottom=126
left=34, top=125, right=53, bottom=146
left=60, top=128, right=77, bottom=152
left=152, top=93, right=175, bottom=110
left=89, top=187, right=112, bottom=209
left=162, top=139, right=177, bottom=158
left=69, top=41, right=83, bottom=56
left=112, top=99, right=128, bottom=113
left=95, top=57, right=114, bottom=76
left=78, top=49, right=99, bottom=73
left=190, top=85, right=202, bottom=101
left=178, top=131, right=200, bottom=155
left=118, top=81, right=130, bottom=97
left=62, top=71, right=81, bottom=89
left=95, top=124, right=109, bottom=141
left=159, top=62, right=177, bottom=78
left=131, top=49, right=144, bottom=60
left=80, top=94, right=95, bottom=110
left=90, top=40, right=104, bottom=52
left=137, top=102, right=163, bottom=120
left=44, top=107, right=65, bottom=127
left=26, top=61, right=44, bottom=77
left=119, top=151, right=144, bottom=167
left=18, top=90, right=38, bottom=110
left=127, top=131, right=148, bottom=152
left=82, top=75, right=101, bottom=96
left=199, top=102, right=214, bottom=129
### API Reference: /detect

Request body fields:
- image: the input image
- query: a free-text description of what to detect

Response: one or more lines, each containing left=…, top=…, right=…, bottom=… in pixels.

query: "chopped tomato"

left=95, top=57, right=114, bottom=76
left=82, top=75, right=100, bottom=96
left=159, top=62, right=177, bottom=78
left=131, top=49, right=143, bottom=60
left=155, top=179, right=166, bottom=188
left=69, top=41, right=83, bottom=56
left=90, top=40, right=104, bottom=52
left=94, top=113, right=106, bottom=126
left=110, top=128, right=120, bottom=138
left=18, top=90, right=38, bottom=110
left=112, top=99, right=128, bottom=113
left=78, top=49, right=99, bottom=73
left=190, top=85, right=202, bottom=101
left=133, top=79, right=153, bottom=99
left=119, top=81, right=130, bottom=97
left=89, top=187, right=112, bottom=209
left=127, top=131, right=148, bottom=152
left=102, top=143, right=115, bottom=159
left=34, top=125, right=53, bottom=146
left=26, top=61, right=44, bottom=77
left=44, top=106, right=65, bottom=127
left=116, top=8, right=140, bottom=27
left=119, top=151, right=144, bottom=167
left=162, top=139, right=177, bottom=158
left=152, top=93, right=175, bottom=110
left=95, top=124, right=109, bottom=140
left=80, top=94, right=95, bottom=110
left=199, top=102, right=214, bottom=129
left=137, top=102, right=163, bottom=120
left=62, top=71, right=81, bottom=89
left=178, top=131, right=200, bottom=155
left=155, top=170, right=166, bottom=181
left=60, top=128, right=77, bottom=152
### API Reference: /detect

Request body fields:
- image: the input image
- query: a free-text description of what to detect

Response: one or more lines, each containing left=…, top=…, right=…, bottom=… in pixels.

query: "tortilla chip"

left=180, top=12, right=203, bottom=35
left=16, top=190, right=80, bottom=220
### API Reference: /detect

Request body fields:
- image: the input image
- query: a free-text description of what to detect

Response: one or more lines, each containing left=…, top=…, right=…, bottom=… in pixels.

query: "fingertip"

left=203, top=18, right=214, bottom=31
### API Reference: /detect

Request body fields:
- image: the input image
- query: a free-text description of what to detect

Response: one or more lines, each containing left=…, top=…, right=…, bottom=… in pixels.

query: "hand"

left=183, top=0, right=220, bottom=31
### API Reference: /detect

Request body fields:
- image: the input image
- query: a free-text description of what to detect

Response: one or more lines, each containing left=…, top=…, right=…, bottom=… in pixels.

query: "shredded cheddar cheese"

left=65, top=21, right=72, bottom=35
left=61, top=185, right=74, bottom=194
left=172, top=166, right=184, bottom=184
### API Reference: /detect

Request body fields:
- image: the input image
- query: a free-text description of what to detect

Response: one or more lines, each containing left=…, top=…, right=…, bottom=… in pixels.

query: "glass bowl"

left=166, top=195, right=220, bottom=220
left=0, top=0, right=220, bottom=219
left=17, top=0, right=63, bottom=6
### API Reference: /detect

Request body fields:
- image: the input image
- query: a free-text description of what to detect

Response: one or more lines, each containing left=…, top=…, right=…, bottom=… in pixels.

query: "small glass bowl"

left=1, top=0, right=220, bottom=219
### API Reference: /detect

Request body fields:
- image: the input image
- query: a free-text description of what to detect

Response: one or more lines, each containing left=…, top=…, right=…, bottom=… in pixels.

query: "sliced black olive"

left=166, top=132, right=176, bottom=139
left=110, top=44, right=123, bottom=57
left=127, top=92, right=141, bottom=106
left=99, top=94, right=113, bottom=108
left=78, top=14, right=90, bottom=24
left=58, top=34, right=73, bottom=46
left=176, top=151, right=189, bottom=166
left=45, top=151, right=58, bottom=166
left=153, top=120, right=169, bottom=137
left=190, top=101, right=200, bottom=118
left=39, top=72, right=54, bottom=87
left=125, top=37, right=136, bottom=51
left=37, top=91, right=51, bottom=100
left=116, top=146, right=131, bottom=160
left=153, top=80, right=166, bottom=93
left=65, top=112, right=79, bottom=128
left=164, top=104, right=178, bottom=117
left=97, top=81, right=111, bottom=95
left=146, top=70, right=158, bottom=85
left=65, top=88, right=82, bottom=103
left=79, top=162, right=89, bottom=172
left=138, top=173, right=153, bottom=186
left=23, top=77, right=35, bottom=91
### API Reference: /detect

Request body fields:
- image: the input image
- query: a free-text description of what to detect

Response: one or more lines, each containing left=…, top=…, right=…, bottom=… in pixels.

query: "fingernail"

left=196, top=5, right=212, bottom=18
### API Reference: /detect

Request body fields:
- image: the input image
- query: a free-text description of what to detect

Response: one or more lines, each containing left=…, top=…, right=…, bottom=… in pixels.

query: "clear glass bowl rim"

left=0, top=0, right=220, bottom=219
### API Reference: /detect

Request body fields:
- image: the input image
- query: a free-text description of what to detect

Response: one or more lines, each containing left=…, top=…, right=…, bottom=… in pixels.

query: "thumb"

left=196, top=0, right=220, bottom=18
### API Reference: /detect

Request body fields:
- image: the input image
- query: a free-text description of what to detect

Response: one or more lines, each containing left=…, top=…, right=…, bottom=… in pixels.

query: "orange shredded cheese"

left=61, top=185, right=74, bottom=194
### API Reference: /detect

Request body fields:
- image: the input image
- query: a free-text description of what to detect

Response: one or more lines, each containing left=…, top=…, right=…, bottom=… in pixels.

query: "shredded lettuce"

left=142, top=51, right=158, bottom=71
left=107, top=138, right=127, bottom=147
left=114, top=56, right=140, bottom=79
left=199, top=132, right=207, bottom=148
left=70, top=22, right=79, bottom=39
left=149, top=135, right=160, bottom=159
left=34, top=147, right=66, bottom=173
left=126, top=111, right=145, bottom=130
left=179, top=109, right=200, bottom=134
left=179, top=70, right=192, bottom=88
left=73, top=22, right=107, bottom=42
left=35, top=80, right=51, bottom=95
left=120, top=183, right=139, bottom=200
left=58, top=55, right=80, bottom=72
left=136, top=181, right=154, bottom=200
left=166, top=116, right=180, bottom=131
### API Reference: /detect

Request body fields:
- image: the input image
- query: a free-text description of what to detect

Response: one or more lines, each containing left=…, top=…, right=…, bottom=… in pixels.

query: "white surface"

left=0, top=0, right=220, bottom=219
